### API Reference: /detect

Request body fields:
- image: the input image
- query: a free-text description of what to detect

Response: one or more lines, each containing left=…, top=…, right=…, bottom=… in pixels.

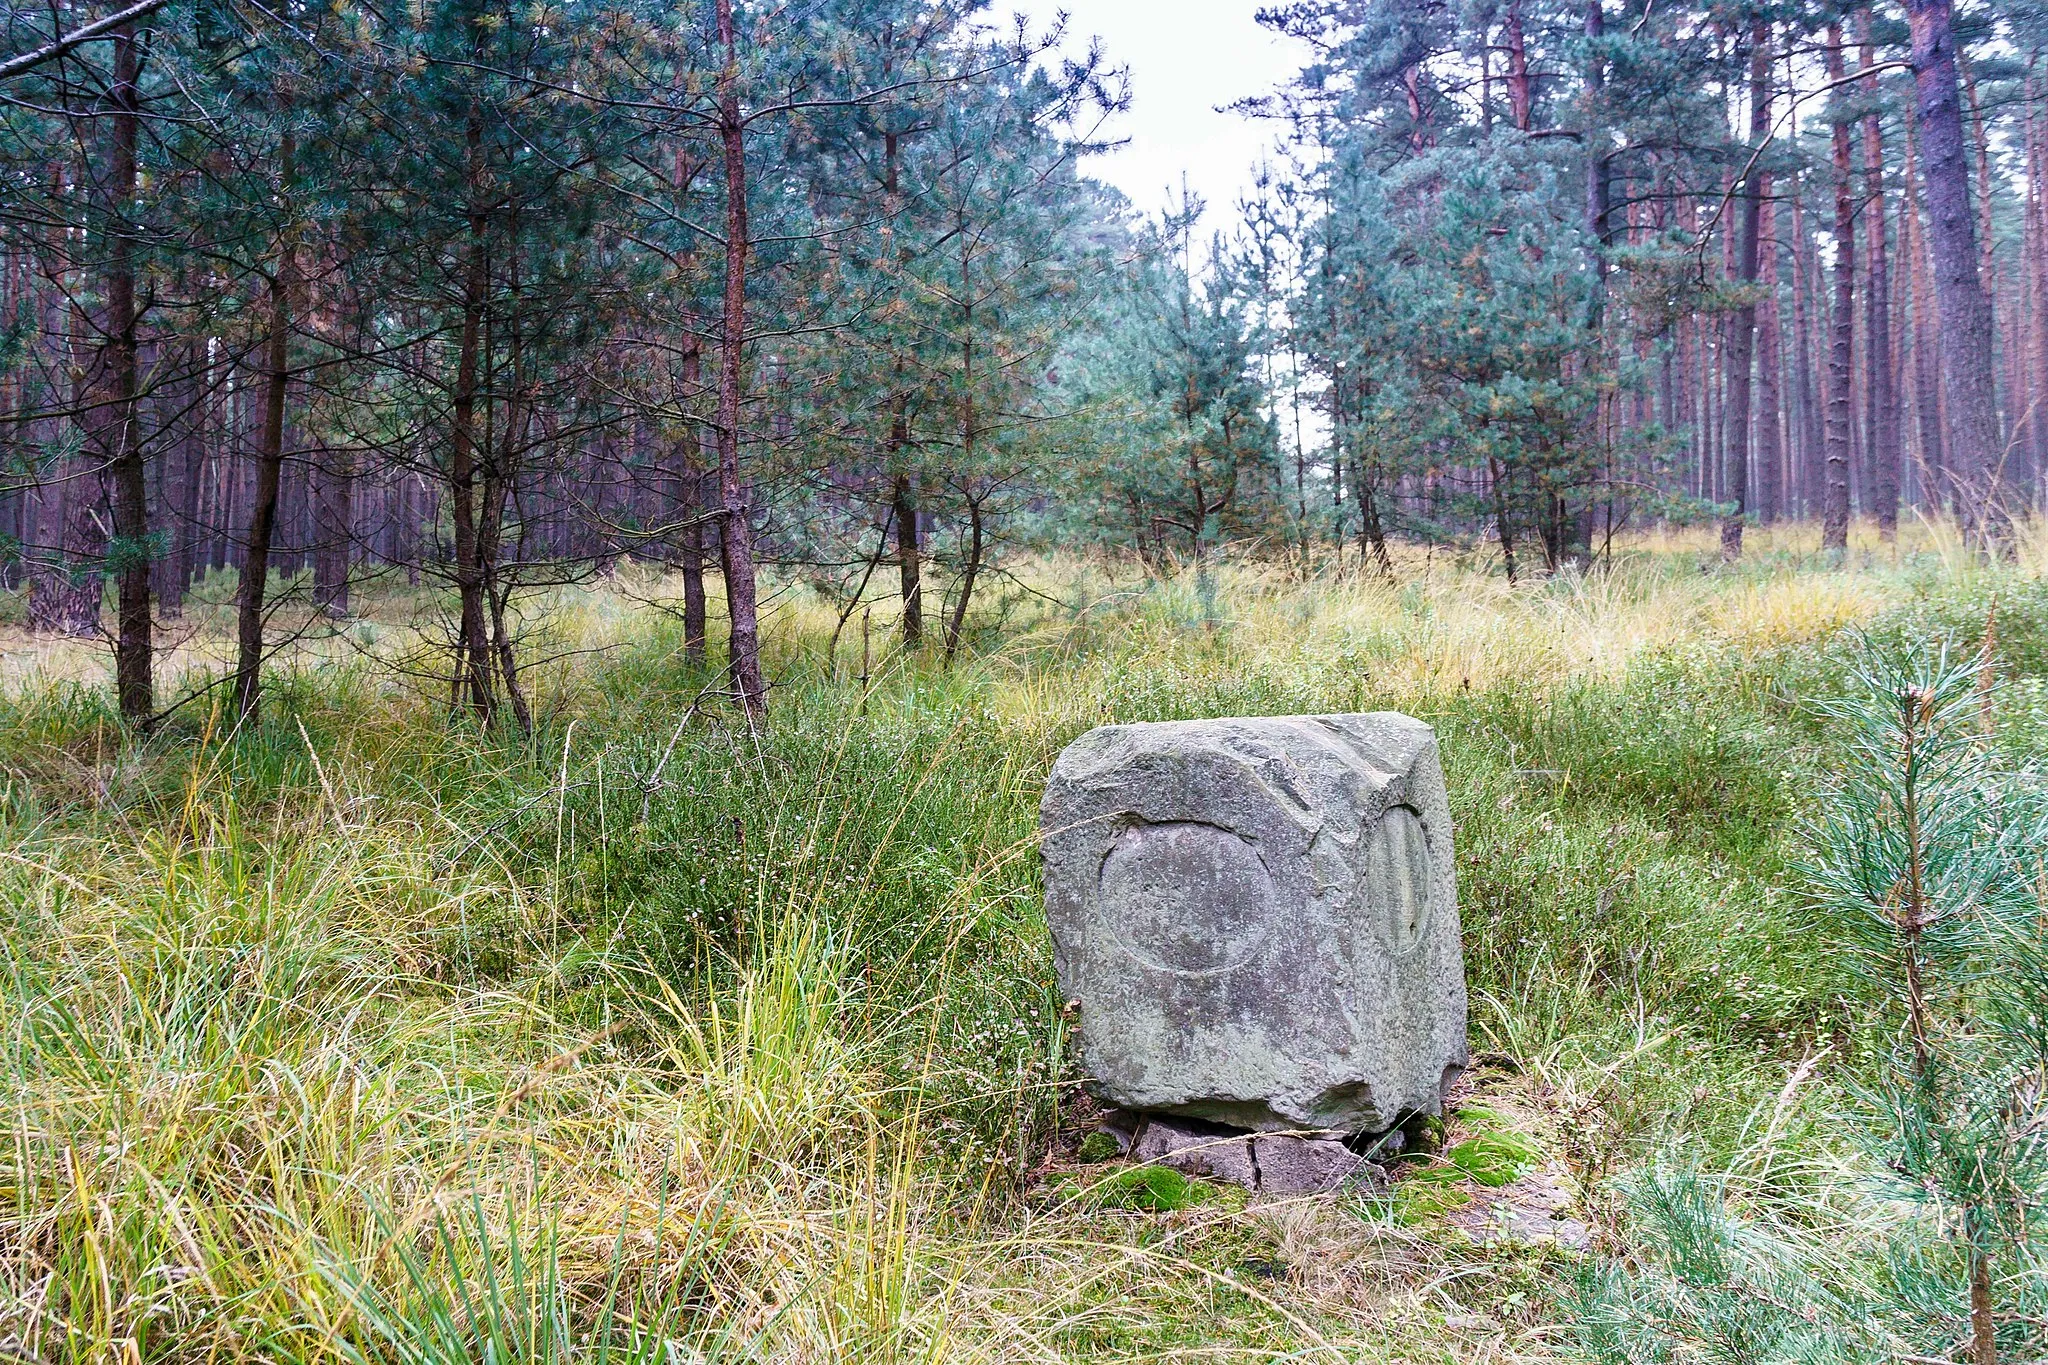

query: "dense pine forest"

left=3, top=0, right=2047, bottom=718
left=4, top=2, right=2048, bottom=1364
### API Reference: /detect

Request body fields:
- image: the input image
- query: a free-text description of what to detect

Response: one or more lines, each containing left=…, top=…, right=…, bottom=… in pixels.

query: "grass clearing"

left=0, top=529, right=2037, bottom=1362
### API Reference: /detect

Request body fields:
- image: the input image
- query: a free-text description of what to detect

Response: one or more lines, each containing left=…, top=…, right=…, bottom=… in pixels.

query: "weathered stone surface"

left=1251, top=1134, right=1371, bottom=1195
left=1447, top=1167, right=1592, bottom=1250
left=1043, top=713, right=1467, bottom=1134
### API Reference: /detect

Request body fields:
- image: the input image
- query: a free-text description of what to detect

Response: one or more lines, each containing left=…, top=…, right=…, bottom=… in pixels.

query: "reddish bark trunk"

left=313, top=455, right=351, bottom=617
left=1861, top=13, right=1901, bottom=538
left=1823, top=28, right=1856, bottom=553
left=2029, top=82, right=2048, bottom=496
left=1756, top=181, right=1784, bottom=524
left=1790, top=183, right=1822, bottom=519
left=892, top=468, right=921, bottom=646
left=1720, top=22, right=1770, bottom=560
left=1503, top=0, right=1533, bottom=134
left=1904, top=112, right=1947, bottom=493
left=1905, top=0, right=2004, bottom=532
left=677, top=344, right=707, bottom=667
left=104, top=25, right=151, bottom=721
left=234, top=138, right=294, bottom=727
left=880, top=127, right=922, bottom=648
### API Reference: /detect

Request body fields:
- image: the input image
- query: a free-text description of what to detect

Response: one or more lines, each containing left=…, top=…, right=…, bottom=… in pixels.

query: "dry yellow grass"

left=0, top=516, right=1976, bottom=702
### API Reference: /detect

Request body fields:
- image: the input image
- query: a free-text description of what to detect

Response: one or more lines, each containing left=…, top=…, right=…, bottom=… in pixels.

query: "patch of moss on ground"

left=1387, top=1105, right=1545, bottom=1225
left=1097, top=1164, right=1217, bottom=1212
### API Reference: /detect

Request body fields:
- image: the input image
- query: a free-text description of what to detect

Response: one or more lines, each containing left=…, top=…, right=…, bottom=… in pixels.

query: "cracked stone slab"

left=1132, top=1115, right=1258, bottom=1187
left=1252, top=1133, right=1371, bottom=1194
left=1127, top=1116, right=1373, bottom=1194
left=1044, top=713, right=1469, bottom=1135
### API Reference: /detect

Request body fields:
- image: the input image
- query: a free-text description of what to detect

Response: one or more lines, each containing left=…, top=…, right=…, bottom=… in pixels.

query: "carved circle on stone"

left=1366, top=804, right=1434, bottom=954
left=1100, top=821, right=1273, bottom=976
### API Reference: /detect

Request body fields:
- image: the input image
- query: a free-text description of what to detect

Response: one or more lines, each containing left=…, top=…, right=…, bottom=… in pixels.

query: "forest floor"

left=2, top=519, right=2045, bottom=1364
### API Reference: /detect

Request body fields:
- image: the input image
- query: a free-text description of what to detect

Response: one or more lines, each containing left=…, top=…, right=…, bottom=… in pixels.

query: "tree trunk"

left=392, top=468, right=418, bottom=586
left=2017, top=89, right=2041, bottom=507
left=1583, top=0, right=1609, bottom=317
left=1968, top=1239, right=1998, bottom=1365
left=1502, top=0, right=1532, bottom=134
left=1823, top=27, right=1856, bottom=554
left=1963, top=64, right=2001, bottom=445
left=879, top=126, right=922, bottom=648
left=447, top=112, right=497, bottom=722
left=891, top=464, right=921, bottom=648
left=490, top=579, right=532, bottom=732
left=482, top=228, right=531, bottom=735
left=942, top=493, right=981, bottom=666
left=677, top=345, right=708, bottom=668
left=1720, top=22, right=1769, bottom=560
left=1905, top=111, right=1947, bottom=496
left=1861, top=13, right=1901, bottom=539
left=30, top=180, right=98, bottom=633
left=30, top=325, right=103, bottom=636
left=715, top=0, right=766, bottom=720
left=1790, top=183, right=1821, bottom=520
left=170, top=340, right=208, bottom=615
left=2030, top=83, right=2048, bottom=501
left=313, top=455, right=351, bottom=617
left=1756, top=181, right=1784, bottom=525
left=1353, top=445, right=1392, bottom=574
left=212, top=366, right=237, bottom=573
left=233, top=136, right=295, bottom=726
left=104, top=25, right=150, bottom=721
left=1905, top=0, right=2004, bottom=534
left=481, top=436, right=528, bottom=732
left=1581, top=0, right=1613, bottom=541
left=1489, top=455, right=1518, bottom=584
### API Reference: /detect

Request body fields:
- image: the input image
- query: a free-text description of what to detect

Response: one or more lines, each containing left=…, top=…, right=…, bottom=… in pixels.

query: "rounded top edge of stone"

left=1045, top=711, right=1437, bottom=780
left=1059, top=710, right=1434, bottom=744
left=1093, top=709, right=1425, bottom=726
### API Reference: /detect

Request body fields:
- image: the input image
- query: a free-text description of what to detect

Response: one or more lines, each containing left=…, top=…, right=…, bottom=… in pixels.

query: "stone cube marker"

left=1043, top=713, right=1467, bottom=1135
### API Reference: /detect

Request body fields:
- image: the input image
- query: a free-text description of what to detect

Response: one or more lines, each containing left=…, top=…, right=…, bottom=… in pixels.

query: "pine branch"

left=0, top=0, right=172, bottom=84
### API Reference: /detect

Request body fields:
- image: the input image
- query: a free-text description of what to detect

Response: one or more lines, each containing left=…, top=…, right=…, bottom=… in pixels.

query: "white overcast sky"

left=1008, top=2, right=1313, bottom=237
